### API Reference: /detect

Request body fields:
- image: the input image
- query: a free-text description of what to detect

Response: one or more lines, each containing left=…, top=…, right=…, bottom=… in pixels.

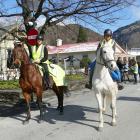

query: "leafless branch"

left=0, top=0, right=137, bottom=41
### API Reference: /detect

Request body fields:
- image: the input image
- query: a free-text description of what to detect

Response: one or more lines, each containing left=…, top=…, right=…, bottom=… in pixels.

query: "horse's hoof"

left=38, top=119, right=43, bottom=124
left=98, top=127, right=103, bottom=132
left=47, top=103, right=51, bottom=106
left=102, top=110, right=106, bottom=114
left=59, top=111, right=64, bottom=115
left=111, top=121, right=117, bottom=126
left=22, top=120, right=29, bottom=125
left=56, top=106, right=60, bottom=110
left=96, top=109, right=99, bottom=113
left=65, top=92, right=71, bottom=97
left=43, top=101, right=51, bottom=107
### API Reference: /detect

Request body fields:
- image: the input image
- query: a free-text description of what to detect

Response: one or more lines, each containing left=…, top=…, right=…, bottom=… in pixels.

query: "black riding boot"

left=85, top=68, right=94, bottom=89
left=40, top=63, right=51, bottom=88
left=117, top=81, right=124, bottom=90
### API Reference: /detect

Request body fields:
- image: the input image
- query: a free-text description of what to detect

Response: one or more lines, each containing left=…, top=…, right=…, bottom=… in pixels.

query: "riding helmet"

left=104, top=29, right=112, bottom=36
left=26, top=21, right=37, bottom=27
left=27, top=21, right=34, bottom=26
left=36, top=35, right=44, bottom=40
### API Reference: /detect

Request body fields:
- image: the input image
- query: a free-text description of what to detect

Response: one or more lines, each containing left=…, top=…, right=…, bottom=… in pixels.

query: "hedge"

left=0, top=74, right=86, bottom=89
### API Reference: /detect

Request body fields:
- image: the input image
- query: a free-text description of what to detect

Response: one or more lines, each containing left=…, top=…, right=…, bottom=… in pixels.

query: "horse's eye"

left=104, top=51, right=106, bottom=53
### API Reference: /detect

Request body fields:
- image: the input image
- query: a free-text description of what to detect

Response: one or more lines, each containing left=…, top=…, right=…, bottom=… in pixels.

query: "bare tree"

left=0, top=0, right=137, bottom=42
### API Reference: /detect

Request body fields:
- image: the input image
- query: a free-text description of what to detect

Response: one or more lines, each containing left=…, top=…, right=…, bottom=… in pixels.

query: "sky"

left=101, top=1, right=140, bottom=33
left=82, top=0, right=140, bottom=34
left=1, top=0, right=140, bottom=35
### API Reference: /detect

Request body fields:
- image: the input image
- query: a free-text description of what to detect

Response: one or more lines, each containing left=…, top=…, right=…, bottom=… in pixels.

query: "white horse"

left=92, top=46, right=118, bottom=131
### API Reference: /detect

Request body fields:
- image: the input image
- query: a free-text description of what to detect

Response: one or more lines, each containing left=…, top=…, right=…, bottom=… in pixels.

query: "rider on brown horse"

left=30, top=34, right=51, bottom=88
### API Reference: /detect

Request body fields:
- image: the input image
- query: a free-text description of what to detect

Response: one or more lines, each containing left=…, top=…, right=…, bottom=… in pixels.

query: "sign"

left=27, top=28, right=38, bottom=46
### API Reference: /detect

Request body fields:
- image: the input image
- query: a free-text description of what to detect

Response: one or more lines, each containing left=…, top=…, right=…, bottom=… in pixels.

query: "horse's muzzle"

left=14, top=63, right=20, bottom=68
left=110, top=65, right=118, bottom=71
left=10, top=64, right=16, bottom=69
left=13, top=59, right=21, bottom=68
left=108, top=61, right=117, bottom=71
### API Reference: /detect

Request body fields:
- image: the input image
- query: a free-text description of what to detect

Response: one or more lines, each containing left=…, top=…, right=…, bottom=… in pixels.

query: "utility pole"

left=125, top=42, right=128, bottom=53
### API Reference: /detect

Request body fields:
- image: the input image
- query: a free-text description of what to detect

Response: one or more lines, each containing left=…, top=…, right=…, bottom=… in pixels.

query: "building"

left=0, top=24, right=20, bottom=80
left=128, top=48, right=140, bottom=56
left=0, top=25, right=129, bottom=79
left=47, top=41, right=128, bottom=68
left=127, top=48, right=140, bottom=62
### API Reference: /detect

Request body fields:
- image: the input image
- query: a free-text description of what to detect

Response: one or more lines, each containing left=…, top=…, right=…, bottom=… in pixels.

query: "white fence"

left=0, top=69, right=20, bottom=81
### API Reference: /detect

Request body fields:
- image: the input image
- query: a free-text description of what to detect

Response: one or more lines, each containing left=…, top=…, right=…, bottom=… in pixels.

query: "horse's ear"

left=14, top=41, right=17, bottom=46
left=14, top=41, right=23, bottom=48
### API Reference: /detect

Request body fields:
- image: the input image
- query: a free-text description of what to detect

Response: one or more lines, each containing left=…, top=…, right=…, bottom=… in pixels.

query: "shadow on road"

left=0, top=99, right=41, bottom=117
left=41, top=105, right=112, bottom=131
left=0, top=101, right=113, bottom=131
left=118, top=96, right=140, bottom=102
left=0, top=100, right=26, bottom=117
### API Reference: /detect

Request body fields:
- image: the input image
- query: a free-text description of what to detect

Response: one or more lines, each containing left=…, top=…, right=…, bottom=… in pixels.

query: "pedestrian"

left=116, top=57, right=124, bottom=82
left=123, top=58, right=130, bottom=82
left=130, top=59, right=139, bottom=84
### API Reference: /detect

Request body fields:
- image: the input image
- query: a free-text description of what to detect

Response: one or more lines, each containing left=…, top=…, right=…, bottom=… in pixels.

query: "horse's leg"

left=111, top=94, right=117, bottom=126
left=31, top=92, right=34, bottom=102
left=36, top=88, right=43, bottom=123
left=22, top=92, right=31, bottom=125
left=58, top=86, right=64, bottom=114
left=96, top=93, right=103, bottom=131
left=52, top=85, right=64, bottom=114
left=102, top=94, right=106, bottom=113
left=52, top=84, right=60, bottom=110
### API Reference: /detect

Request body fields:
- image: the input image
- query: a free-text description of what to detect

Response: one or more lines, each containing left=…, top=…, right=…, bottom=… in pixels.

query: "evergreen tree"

left=77, top=26, right=88, bottom=43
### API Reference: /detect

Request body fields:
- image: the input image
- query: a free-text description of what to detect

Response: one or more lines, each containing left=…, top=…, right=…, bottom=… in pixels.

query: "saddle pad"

left=48, top=64, right=65, bottom=86
left=36, top=63, right=65, bottom=86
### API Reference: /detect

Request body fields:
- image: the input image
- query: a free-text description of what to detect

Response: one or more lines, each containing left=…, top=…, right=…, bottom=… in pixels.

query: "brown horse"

left=12, top=43, right=65, bottom=124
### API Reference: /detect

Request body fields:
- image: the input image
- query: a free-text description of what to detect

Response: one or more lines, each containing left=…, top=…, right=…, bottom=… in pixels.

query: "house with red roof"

left=46, top=41, right=128, bottom=68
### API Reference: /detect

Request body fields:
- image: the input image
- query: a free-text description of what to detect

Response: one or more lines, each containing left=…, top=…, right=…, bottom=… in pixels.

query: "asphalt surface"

left=0, top=82, right=140, bottom=140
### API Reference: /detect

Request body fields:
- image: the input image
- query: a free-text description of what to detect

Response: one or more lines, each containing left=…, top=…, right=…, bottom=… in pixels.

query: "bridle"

left=13, top=48, right=24, bottom=65
left=96, top=47, right=116, bottom=70
left=13, top=45, right=30, bottom=67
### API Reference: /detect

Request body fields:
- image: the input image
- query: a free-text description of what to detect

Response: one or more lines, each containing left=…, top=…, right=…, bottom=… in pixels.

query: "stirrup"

left=118, top=84, right=124, bottom=90
left=48, top=85, right=52, bottom=89
left=85, top=83, right=92, bottom=89
left=47, top=81, right=52, bottom=89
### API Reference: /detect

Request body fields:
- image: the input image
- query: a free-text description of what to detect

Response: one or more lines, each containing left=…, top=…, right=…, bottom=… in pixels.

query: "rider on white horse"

left=85, top=29, right=123, bottom=90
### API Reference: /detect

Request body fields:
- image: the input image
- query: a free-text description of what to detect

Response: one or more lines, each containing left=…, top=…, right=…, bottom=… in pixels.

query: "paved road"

left=0, top=82, right=140, bottom=140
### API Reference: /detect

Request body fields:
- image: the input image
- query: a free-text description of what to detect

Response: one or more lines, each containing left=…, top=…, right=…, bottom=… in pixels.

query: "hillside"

left=113, top=21, right=140, bottom=50
left=0, top=24, right=102, bottom=46
left=44, top=24, right=102, bottom=45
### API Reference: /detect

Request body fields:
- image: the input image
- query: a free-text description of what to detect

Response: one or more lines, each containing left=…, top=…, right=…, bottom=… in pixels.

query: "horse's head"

left=12, top=43, right=29, bottom=68
left=97, top=46, right=117, bottom=70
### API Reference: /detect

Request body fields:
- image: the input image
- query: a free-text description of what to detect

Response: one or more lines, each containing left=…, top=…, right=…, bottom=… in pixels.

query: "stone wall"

left=0, top=77, right=88, bottom=104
